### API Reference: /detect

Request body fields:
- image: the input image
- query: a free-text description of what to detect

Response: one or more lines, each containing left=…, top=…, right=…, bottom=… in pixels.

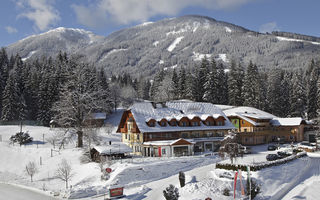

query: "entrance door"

left=204, top=142, right=213, bottom=152
left=173, top=146, right=188, bottom=156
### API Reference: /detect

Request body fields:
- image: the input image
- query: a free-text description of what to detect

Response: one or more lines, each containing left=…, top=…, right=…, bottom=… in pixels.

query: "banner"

left=247, top=166, right=251, bottom=200
left=234, top=171, right=238, bottom=199
left=239, top=169, right=245, bottom=196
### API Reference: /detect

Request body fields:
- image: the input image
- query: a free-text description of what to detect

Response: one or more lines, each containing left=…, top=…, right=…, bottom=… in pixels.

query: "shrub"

left=223, top=188, right=230, bottom=196
left=163, top=184, right=179, bottom=200
left=246, top=179, right=260, bottom=199
left=10, top=132, right=33, bottom=146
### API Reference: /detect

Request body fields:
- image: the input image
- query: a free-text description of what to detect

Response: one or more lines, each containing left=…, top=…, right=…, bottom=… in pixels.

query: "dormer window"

left=170, top=120, right=177, bottom=126
left=147, top=119, right=156, bottom=127
left=217, top=121, right=223, bottom=126
left=182, top=121, right=187, bottom=127
left=161, top=121, right=166, bottom=126
left=192, top=121, right=199, bottom=126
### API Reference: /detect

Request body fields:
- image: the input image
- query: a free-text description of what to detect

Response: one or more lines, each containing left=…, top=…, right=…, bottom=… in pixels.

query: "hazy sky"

left=1, top=0, right=319, bottom=47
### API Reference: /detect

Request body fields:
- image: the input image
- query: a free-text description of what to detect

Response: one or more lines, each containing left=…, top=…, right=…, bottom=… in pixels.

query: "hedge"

left=216, top=152, right=307, bottom=171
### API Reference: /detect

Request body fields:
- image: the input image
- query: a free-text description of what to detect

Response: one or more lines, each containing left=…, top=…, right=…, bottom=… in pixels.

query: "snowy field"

left=0, top=110, right=319, bottom=200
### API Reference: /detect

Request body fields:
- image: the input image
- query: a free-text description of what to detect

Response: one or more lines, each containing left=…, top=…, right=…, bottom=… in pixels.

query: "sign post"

left=109, top=187, right=125, bottom=199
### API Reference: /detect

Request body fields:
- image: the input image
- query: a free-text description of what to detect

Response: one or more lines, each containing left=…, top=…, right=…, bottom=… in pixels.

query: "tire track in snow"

left=270, top=156, right=320, bottom=200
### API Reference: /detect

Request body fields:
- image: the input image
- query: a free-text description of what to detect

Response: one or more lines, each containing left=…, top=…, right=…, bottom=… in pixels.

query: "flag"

left=234, top=171, right=238, bottom=199
left=247, top=166, right=251, bottom=200
left=239, top=169, right=245, bottom=196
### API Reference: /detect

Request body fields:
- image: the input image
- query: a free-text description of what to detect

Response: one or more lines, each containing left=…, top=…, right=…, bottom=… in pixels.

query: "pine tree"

left=290, top=70, right=306, bottom=117
left=171, top=69, right=179, bottom=100
left=242, top=61, right=260, bottom=108
left=2, top=71, right=20, bottom=121
left=266, top=69, right=283, bottom=116
left=203, top=59, right=218, bottom=103
left=217, top=63, right=228, bottom=104
left=178, top=67, right=187, bottom=99
left=228, top=60, right=238, bottom=106
left=306, top=67, right=318, bottom=119
left=279, top=72, right=291, bottom=117
left=150, top=70, right=165, bottom=101
left=0, top=48, right=9, bottom=117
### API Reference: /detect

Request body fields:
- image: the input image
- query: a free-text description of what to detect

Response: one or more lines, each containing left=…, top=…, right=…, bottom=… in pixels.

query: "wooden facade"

left=228, top=116, right=305, bottom=145
left=117, top=108, right=231, bottom=156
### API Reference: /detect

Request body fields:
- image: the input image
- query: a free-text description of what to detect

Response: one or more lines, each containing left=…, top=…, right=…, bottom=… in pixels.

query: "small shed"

left=90, top=143, right=133, bottom=162
left=85, top=113, right=107, bottom=127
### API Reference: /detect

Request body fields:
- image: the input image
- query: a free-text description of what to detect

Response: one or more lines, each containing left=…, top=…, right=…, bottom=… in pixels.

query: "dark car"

left=268, top=145, right=277, bottom=151
left=277, top=151, right=291, bottom=159
left=266, top=154, right=279, bottom=161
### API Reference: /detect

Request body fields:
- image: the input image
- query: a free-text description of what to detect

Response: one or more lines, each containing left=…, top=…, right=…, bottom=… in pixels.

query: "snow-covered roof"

left=91, top=113, right=107, bottom=119
left=223, top=106, right=306, bottom=127
left=143, top=138, right=193, bottom=146
left=93, top=144, right=133, bottom=154
left=271, top=118, right=305, bottom=126
left=224, top=106, right=276, bottom=120
left=129, top=102, right=235, bottom=133
left=223, top=106, right=276, bottom=126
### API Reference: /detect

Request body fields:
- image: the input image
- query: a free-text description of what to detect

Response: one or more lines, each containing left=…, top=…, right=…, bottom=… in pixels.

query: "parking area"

left=220, top=143, right=300, bottom=165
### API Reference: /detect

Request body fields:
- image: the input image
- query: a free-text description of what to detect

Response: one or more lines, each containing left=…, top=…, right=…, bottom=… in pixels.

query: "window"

left=137, top=134, right=140, bottom=140
left=149, top=121, right=155, bottom=127
left=192, top=121, right=199, bottom=126
left=207, top=121, right=213, bottom=126
left=162, top=149, right=166, bottom=155
left=181, top=133, right=188, bottom=138
left=217, top=121, right=223, bottom=126
left=171, top=121, right=176, bottom=126
left=127, top=123, right=132, bottom=131
left=244, top=128, right=247, bottom=132
left=242, top=120, right=245, bottom=124
left=182, top=121, right=187, bottom=127
left=128, top=134, right=131, bottom=141
left=149, top=134, right=152, bottom=139
left=217, top=132, right=224, bottom=137
left=207, top=132, right=213, bottom=137
left=161, top=121, right=166, bottom=126
left=191, top=132, right=200, bottom=138
left=125, top=134, right=127, bottom=139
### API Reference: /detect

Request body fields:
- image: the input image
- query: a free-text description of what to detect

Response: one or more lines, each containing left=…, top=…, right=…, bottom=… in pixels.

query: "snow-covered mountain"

left=6, top=15, right=320, bottom=76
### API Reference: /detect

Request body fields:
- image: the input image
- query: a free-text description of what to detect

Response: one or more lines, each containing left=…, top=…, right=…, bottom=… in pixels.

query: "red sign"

left=109, top=187, right=124, bottom=197
left=106, top=168, right=112, bottom=173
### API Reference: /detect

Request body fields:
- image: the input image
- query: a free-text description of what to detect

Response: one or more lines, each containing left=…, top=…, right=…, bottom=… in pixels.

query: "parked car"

left=268, top=145, right=277, bottom=151
left=266, top=154, right=279, bottom=161
left=277, top=151, right=291, bottom=159
left=240, top=146, right=252, bottom=154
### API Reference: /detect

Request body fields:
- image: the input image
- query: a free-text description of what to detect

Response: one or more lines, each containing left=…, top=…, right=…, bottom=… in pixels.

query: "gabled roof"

left=143, top=138, right=193, bottom=146
left=127, top=101, right=235, bottom=133
left=222, top=106, right=306, bottom=127
left=93, top=144, right=133, bottom=154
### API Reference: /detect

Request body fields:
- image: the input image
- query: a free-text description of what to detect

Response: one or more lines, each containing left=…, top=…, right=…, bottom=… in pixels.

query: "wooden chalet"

left=116, top=101, right=235, bottom=156
left=221, top=106, right=307, bottom=145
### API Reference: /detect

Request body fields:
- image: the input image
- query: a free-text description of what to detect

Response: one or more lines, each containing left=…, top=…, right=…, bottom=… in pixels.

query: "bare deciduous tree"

left=52, top=62, right=112, bottom=148
left=25, top=161, right=38, bottom=182
left=55, top=159, right=74, bottom=189
left=219, top=143, right=241, bottom=164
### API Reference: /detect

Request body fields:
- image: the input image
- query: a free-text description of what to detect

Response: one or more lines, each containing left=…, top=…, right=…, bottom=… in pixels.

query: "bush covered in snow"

left=163, top=184, right=179, bottom=200
left=10, top=131, right=33, bottom=146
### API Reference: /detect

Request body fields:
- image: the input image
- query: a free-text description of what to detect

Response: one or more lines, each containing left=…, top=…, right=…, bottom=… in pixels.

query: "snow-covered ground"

left=1, top=110, right=319, bottom=200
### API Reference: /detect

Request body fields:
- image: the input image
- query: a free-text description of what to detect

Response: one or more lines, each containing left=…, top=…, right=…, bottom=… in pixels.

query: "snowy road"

left=0, top=183, right=57, bottom=200
left=271, top=155, right=320, bottom=200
